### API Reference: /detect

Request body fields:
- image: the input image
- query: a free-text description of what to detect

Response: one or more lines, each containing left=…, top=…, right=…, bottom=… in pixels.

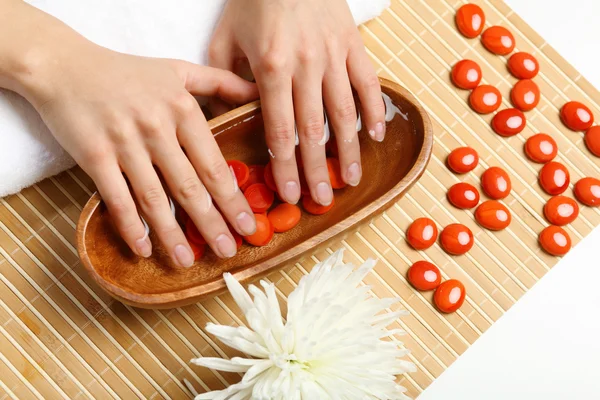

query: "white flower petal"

left=223, top=273, right=254, bottom=315
left=193, top=251, right=412, bottom=399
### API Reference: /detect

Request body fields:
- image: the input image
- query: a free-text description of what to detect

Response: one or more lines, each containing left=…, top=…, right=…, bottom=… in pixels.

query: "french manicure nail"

left=316, top=182, right=333, bottom=206
left=216, top=234, right=237, bottom=258
left=229, top=165, right=239, bottom=192
left=284, top=181, right=300, bottom=204
left=375, top=122, right=385, bottom=142
left=135, top=236, right=152, bottom=258
left=174, top=244, right=194, bottom=268
left=236, top=212, right=256, bottom=235
left=347, top=162, right=361, bottom=187
left=369, top=129, right=377, bottom=140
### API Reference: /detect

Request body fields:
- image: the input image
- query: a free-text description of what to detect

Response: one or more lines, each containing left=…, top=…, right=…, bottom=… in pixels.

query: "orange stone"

left=469, top=85, right=502, bottom=114
left=539, top=226, right=571, bottom=256
left=481, top=26, right=516, bottom=55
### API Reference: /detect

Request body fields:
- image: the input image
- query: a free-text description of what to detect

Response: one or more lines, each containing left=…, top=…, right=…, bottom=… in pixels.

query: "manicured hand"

left=26, top=40, right=259, bottom=267
left=209, top=0, right=386, bottom=205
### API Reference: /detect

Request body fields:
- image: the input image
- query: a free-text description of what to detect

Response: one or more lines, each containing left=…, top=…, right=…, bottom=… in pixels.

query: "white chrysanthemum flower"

left=188, top=249, right=416, bottom=400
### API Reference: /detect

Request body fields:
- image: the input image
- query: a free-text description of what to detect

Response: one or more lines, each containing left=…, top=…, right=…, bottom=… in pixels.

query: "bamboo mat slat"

left=1, top=0, right=599, bottom=398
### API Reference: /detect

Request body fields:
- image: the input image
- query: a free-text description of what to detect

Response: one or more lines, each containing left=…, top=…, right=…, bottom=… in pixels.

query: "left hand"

left=209, top=0, right=386, bottom=206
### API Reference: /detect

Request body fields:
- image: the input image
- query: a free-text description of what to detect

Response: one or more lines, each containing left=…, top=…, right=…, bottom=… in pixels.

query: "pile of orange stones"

left=180, top=155, right=344, bottom=260
left=406, top=3, right=600, bottom=314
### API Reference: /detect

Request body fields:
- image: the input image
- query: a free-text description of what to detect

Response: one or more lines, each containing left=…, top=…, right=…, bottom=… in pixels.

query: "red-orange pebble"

left=525, top=134, right=557, bottom=163
left=574, top=177, right=600, bottom=207
left=407, top=261, right=442, bottom=291
left=560, top=101, right=594, bottom=131
left=511, top=80, right=540, bottom=112
left=447, top=183, right=480, bottom=209
left=440, top=224, right=474, bottom=255
left=447, top=147, right=479, bottom=174
left=491, top=108, right=526, bottom=137
left=481, top=167, right=511, bottom=200
left=475, top=200, right=511, bottom=231
left=544, top=196, right=579, bottom=226
left=481, top=26, right=516, bottom=55
left=455, top=4, right=485, bottom=38
left=584, top=126, right=600, bottom=157
left=539, top=226, right=571, bottom=256
left=189, top=242, right=206, bottom=261
left=451, top=60, right=482, bottom=90
left=469, top=85, right=502, bottom=114
left=406, top=218, right=438, bottom=250
left=539, top=162, right=570, bottom=195
left=434, top=279, right=466, bottom=313
left=508, top=52, right=539, bottom=79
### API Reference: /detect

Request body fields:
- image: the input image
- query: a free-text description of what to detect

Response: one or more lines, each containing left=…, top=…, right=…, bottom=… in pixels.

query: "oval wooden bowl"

left=77, top=78, right=433, bottom=309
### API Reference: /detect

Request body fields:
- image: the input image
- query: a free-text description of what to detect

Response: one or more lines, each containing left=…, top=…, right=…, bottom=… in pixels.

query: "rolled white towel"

left=0, top=0, right=390, bottom=197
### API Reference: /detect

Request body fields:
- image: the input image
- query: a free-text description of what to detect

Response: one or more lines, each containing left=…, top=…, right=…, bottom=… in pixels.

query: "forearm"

left=0, top=0, right=89, bottom=105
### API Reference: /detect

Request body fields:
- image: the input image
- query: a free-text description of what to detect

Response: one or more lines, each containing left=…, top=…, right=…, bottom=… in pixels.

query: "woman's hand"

left=22, top=36, right=259, bottom=267
left=209, top=0, right=385, bottom=206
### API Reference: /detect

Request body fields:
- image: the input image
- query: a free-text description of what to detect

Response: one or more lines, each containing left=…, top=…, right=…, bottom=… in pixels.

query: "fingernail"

left=284, top=181, right=300, bottom=204
left=316, top=182, right=333, bottom=206
left=229, top=165, right=239, bottom=193
left=135, top=236, right=152, bottom=258
left=174, top=244, right=194, bottom=268
left=216, top=234, right=237, bottom=258
left=375, top=122, right=385, bottom=142
left=369, top=129, right=376, bottom=140
left=347, top=162, right=361, bottom=187
left=236, top=212, right=256, bottom=235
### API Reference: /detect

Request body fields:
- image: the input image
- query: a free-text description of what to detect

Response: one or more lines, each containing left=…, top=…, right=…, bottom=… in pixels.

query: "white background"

left=419, top=1, right=600, bottom=399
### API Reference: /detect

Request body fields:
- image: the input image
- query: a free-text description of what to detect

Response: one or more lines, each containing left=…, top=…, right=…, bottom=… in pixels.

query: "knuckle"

left=82, top=146, right=109, bottom=167
left=171, top=92, right=198, bottom=115
left=269, top=121, right=295, bottom=143
left=204, top=160, right=230, bottom=185
left=301, top=114, right=324, bottom=143
left=334, top=96, right=357, bottom=125
left=362, top=73, right=381, bottom=93
left=105, top=195, right=129, bottom=218
left=177, top=177, right=204, bottom=202
left=259, top=51, right=288, bottom=74
left=298, top=47, right=317, bottom=64
left=139, top=187, right=165, bottom=210
left=139, top=115, right=164, bottom=137
left=207, top=43, right=221, bottom=64
left=107, top=125, right=132, bottom=145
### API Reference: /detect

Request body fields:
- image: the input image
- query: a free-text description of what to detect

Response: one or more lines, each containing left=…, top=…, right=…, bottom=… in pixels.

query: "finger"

left=207, top=41, right=236, bottom=116
left=120, top=152, right=195, bottom=268
left=323, top=64, right=361, bottom=187
left=294, top=72, right=332, bottom=206
left=151, top=137, right=246, bottom=259
left=256, top=73, right=301, bottom=204
left=90, top=160, right=152, bottom=258
left=172, top=61, right=258, bottom=104
left=175, top=100, right=257, bottom=240
left=347, top=39, right=386, bottom=142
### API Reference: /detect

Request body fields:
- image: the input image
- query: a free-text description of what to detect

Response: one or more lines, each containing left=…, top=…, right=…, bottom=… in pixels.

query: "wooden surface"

left=1, top=0, right=600, bottom=398
left=76, top=78, right=433, bottom=309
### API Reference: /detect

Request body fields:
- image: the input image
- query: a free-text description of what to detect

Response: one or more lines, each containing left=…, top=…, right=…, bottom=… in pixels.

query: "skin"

left=209, top=0, right=387, bottom=205
left=0, top=0, right=385, bottom=267
left=0, top=0, right=258, bottom=267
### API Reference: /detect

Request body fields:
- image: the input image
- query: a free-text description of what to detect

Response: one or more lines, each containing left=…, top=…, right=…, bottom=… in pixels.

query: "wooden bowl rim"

left=76, top=78, right=433, bottom=307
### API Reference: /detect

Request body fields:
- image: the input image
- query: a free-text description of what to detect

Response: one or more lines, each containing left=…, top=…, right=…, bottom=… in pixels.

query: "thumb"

left=172, top=60, right=258, bottom=105
left=207, top=42, right=237, bottom=116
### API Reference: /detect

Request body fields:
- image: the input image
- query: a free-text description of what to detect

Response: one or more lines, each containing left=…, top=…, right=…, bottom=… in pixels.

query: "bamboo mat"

left=1, top=0, right=600, bottom=398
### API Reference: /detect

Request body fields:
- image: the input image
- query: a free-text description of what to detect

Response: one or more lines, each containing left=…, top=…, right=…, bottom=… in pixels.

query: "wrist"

left=0, top=0, right=90, bottom=108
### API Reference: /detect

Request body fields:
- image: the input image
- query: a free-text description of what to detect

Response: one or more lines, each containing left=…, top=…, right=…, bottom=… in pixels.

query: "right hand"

left=25, top=38, right=259, bottom=267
